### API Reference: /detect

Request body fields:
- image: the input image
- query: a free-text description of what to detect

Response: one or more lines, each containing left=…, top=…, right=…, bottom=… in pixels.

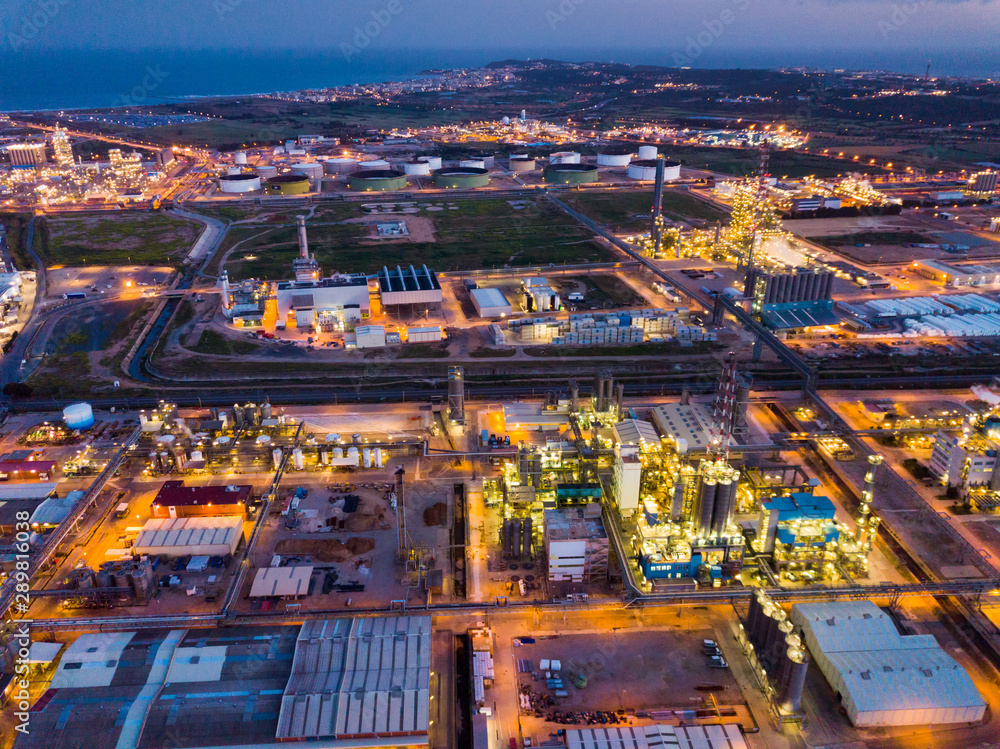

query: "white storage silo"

left=363, top=447, right=372, bottom=469
left=63, top=402, right=95, bottom=430
left=597, top=151, right=633, bottom=167
left=272, top=447, right=283, bottom=469
left=347, top=446, right=359, bottom=465
left=226, top=166, right=242, bottom=176
left=234, top=151, right=247, bottom=165
left=255, top=165, right=278, bottom=179
left=291, top=162, right=323, bottom=179
left=358, top=159, right=390, bottom=170
left=508, top=157, right=536, bottom=172
left=638, top=145, right=658, bottom=160
left=403, top=161, right=432, bottom=176
left=418, top=155, right=442, bottom=170
left=460, top=159, right=486, bottom=169
left=190, top=450, right=203, bottom=462
left=374, top=448, right=383, bottom=468
left=292, top=447, right=304, bottom=470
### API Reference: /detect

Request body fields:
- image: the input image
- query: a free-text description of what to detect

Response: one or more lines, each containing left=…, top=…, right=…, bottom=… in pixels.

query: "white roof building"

left=354, top=324, right=387, bottom=349
left=791, top=600, right=986, bottom=727
left=470, top=287, right=512, bottom=318
left=132, top=516, right=244, bottom=556
left=651, top=403, right=714, bottom=453
left=566, top=723, right=746, bottom=749
left=249, top=566, right=314, bottom=598
left=276, top=616, right=431, bottom=743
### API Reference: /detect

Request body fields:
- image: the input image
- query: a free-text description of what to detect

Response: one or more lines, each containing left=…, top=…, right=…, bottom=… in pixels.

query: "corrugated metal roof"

left=0, top=482, right=58, bottom=501
left=249, top=566, right=313, bottom=597
left=134, top=516, right=243, bottom=550
left=276, top=616, right=431, bottom=740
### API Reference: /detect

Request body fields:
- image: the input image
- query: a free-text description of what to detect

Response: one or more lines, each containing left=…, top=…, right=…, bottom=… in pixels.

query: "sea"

left=0, top=47, right=996, bottom=113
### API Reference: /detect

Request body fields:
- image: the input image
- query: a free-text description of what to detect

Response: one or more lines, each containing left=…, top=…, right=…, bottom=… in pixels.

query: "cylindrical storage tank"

left=402, top=160, right=432, bottom=176
left=320, top=449, right=330, bottom=465
left=544, top=163, right=599, bottom=184
left=418, top=155, right=442, bottom=170
left=363, top=447, right=372, bottom=468
left=226, top=166, right=242, bottom=176
left=324, top=157, right=357, bottom=174
left=502, top=519, right=512, bottom=555
left=512, top=518, right=522, bottom=556
left=358, top=159, right=390, bottom=170
left=292, top=447, right=304, bottom=470
left=628, top=159, right=680, bottom=181
left=63, top=402, right=95, bottom=430
left=522, top=516, right=532, bottom=558
left=347, top=446, right=359, bottom=464
left=262, top=402, right=272, bottom=420
left=638, top=145, right=659, bottom=160
left=290, top=162, right=323, bottom=179
left=473, top=154, right=495, bottom=168
left=697, top=474, right=717, bottom=535
left=272, top=447, right=283, bottom=469
left=712, top=470, right=739, bottom=536
left=255, top=165, right=277, bottom=180
left=597, top=149, right=633, bottom=167
left=549, top=151, right=581, bottom=164
left=216, top=435, right=231, bottom=447
left=747, top=590, right=766, bottom=646
left=433, top=167, right=490, bottom=189
left=95, top=571, right=112, bottom=589
left=234, top=151, right=247, bottom=165
left=779, top=650, right=809, bottom=714
left=460, top=159, right=486, bottom=170
left=374, top=447, right=383, bottom=468
left=190, top=450, right=203, bottom=463
left=218, top=174, right=261, bottom=193
left=348, top=169, right=408, bottom=191
left=333, top=447, right=344, bottom=459
left=508, top=157, right=536, bottom=172
left=264, top=175, right=310, bottom=195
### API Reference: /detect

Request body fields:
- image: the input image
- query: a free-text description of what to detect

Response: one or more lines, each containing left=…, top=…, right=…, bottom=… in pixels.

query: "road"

left=0, top=217, right=46, bottom=386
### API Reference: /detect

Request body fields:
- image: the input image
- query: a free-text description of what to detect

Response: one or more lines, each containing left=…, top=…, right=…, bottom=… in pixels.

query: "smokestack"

left=680, top=385, right=691, bottom=406
left=651, top=154, right=665, bottom=255
left=297, top=215, right=309, bottom=259
left=614, top=383, right=625, bottom=421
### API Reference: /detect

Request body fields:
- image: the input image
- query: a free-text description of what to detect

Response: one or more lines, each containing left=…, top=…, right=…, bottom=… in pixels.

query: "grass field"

left=807, top=230, right=928, bottom=247
left=563, top=189, right=726, bottom=231
left=222, top=198, right=615, bottom=279
left=190, top=329, right=261, bottom=356
left=666, top=145, right=864, bottom=179
left=39, top=212, right=202, bottom=267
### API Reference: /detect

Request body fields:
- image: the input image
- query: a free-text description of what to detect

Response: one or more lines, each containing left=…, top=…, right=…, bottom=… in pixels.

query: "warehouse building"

left=275, top=274, right=371, bottom=331
left=911, top=259, right=1000, bottom=287
left=249, top=566, right=313, bottom=599
left=377, top=264, right=443, bottom=307
left=470, top=287, right=512, bottom=318
left=566, top=723, right=746, bottom=749
left=150, top=480, right=251, bottom=519
left=651, top=403, right=714, bottom=453
left=543, top=506, right=609, bottom=582
left=791, top=600, right=986, bottom=727
left=132, top=516, right=244, bottom=557
left=275, top=616, right=431, bottom=744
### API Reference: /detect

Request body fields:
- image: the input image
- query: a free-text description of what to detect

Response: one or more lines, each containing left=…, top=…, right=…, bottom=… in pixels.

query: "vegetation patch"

left=40, top=212, right=202, bottom=267
left=191, top=329, right=261, bottom=356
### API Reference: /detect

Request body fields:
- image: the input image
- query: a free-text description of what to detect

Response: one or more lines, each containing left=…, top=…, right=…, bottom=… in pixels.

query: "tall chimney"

left=297, top=215, right=309, bottom=259
left=651, top=154, right=665, bottom=255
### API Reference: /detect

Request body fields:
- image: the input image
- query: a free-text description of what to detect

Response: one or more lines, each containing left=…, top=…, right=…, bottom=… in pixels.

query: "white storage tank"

left=272, top=447, right=283, bottom=469
left=508, top=157, right=536, bottom=172
left=347, top=446, right=359, bottom=464
left=226, top=166, right=242, bottom=176
left=374, top=448, right=383, bottom=468
left=290, top=162, right=323, bottom=179
left=363, top=447, right=372, bottom=469
left=324, top=157, right=357, bottom=174
left=597, top=150, right=633, bottom=167
left=256, top=434, right=272, bottom=446
left=190, top=450, right=203, bottom=462
left=234, top=151, right=247, bottom=165
left=473, top=154, right=495, bottom=168
left=549, top=151, right=581, bottom=164
left=638, top=145, right=659, bottom=160
left=403, top=160, right=432, bottom=176
left=418, top=155, right=442, bottom=170
left=627, top=159, right=681, bottom=181
left=63, top=402, right=94, bottom=430
left=333, top=447, right=344, bottom=459
left=255, top=165, right=278, bottom=179
left=218, top=174, right=262, bottom=193
left=292, top=447, right=304, bottom=470
left=460, top=159, right=486, bottom=169
left=358, top=159, right=390, bottom=170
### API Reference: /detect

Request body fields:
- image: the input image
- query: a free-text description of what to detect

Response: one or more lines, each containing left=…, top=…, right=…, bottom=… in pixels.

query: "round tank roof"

left=434, top=167, right=489, bottom=175
left=219, top=174, right=258, bottom=181
left=350, top=168, right=405, bottom=179
left=631, top=158, right=681, bottom=168
left=266, top=174, right=310, bottom=184
left=544, top=163, right=597, bottom=172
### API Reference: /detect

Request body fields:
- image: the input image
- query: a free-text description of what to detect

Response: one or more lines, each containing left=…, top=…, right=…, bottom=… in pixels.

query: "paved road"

left=0, top=217, right=46, bottom=386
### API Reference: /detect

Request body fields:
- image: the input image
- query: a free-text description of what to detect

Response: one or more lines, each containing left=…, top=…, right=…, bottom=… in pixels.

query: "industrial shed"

left=276, top=616, right=431, bottom=744
left=791, top=600, right=986, bottom=727
left=566, top=723, right=746, bottom=749
left=249, top=566, right=313, bottom=598
left=377, top=265, right=442, bottom=306
left=470, top=287, right=512, bottom=318
left=133, top=516, right=244, bottom=557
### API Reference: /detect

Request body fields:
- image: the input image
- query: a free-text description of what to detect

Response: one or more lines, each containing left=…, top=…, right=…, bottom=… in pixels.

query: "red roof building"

left=150, top=480, right=251, bottom=519
left=0, top=461, right=57, bottom=481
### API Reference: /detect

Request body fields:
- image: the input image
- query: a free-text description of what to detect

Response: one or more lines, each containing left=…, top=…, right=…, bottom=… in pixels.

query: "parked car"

left=709, top=655, right=729, bottom=669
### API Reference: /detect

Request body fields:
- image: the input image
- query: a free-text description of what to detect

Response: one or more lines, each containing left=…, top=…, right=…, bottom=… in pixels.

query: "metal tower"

left=447, top=366, right=465, bottom=425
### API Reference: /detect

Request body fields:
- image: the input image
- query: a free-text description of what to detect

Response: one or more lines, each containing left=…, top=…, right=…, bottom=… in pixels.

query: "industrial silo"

left=460, top=158, right=486, bottom=170
left=638, top=145, right=658, bottom=160
left=696, top=467, right=718, bottom=536
left=292, top=447, right=304, bottom=470
left=290, top=162, right=323, bottom=179
left=543, top=163, right=598, bottom=184
left=712, top=467, right=739, bottom=536
left=63, top=402, right=95, bottom=430
left=778, top=645, right=810, bottom=714
left=325, top=157, right=357, bottom=174
left=363, top=447, right=372, bottom=469
left=508, top=157, right=536, bottom=172
left=255, top=165, right=278, bottom=180
left=549, top=151, right=581, bottom=164
left=521, top=516, right=532, bottom=558
left=403, top=160, right=432, bottom=176
left=234, top=151, right=247, bottom=165
left=596, top=147, right=633, bottom=167
left=418, top=155, right=442, bottom=170
left=272, top=448, right=282, bottom=469
left=358, top=158, right=390, bottom=170
left=374, top=448, right=383, bottom=468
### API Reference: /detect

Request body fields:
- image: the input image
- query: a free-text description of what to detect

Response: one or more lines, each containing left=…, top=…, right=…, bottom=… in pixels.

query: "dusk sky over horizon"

left=1, top=0, right=997, bottom=55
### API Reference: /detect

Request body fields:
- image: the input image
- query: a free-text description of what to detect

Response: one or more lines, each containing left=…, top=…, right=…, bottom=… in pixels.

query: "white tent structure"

left=791, top=601, right=986, bottom=727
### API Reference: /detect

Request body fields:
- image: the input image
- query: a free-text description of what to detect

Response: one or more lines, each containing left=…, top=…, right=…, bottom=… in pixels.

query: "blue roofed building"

left=757, top=492, right=841, bottom=577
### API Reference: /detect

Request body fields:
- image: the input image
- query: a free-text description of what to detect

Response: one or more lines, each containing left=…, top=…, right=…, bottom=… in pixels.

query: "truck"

left=63, top=292, right=86, bottom=300
left=115, top=502, right=129, bottom=519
